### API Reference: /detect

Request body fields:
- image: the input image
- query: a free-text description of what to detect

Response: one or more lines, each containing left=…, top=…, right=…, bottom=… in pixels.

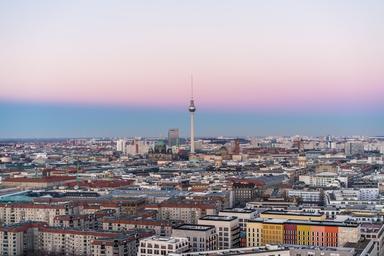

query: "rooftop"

left=168, top=245, right=287, bottom=256
left=250, top=218, right=360, bottom=227
left=200, top=215, right=237, bottom=222
left=3, top=176, right=76, bottom=183
left=220, top=208, right=256, bottom=214
left=141, top=236, right=188, bottom=244
left=261, top=210, right=324, bottom=217
left=174, top=224, right=215, bottom=231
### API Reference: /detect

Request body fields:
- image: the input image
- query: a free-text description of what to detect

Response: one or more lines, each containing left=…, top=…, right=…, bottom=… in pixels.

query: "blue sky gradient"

left=1, top=102, right=383, bottom=138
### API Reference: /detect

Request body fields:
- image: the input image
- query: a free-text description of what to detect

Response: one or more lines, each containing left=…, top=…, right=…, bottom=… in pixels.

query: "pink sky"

left=0, top=1, right=383, bottom=112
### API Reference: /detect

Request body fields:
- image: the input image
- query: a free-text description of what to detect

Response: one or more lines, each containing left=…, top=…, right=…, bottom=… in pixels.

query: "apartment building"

left=172, top=224, right=217, bottom=252
left=0, top=202, right=79, bottom=225
left=299, top=172, right=348, bottom=188
left=231, top=183, right=261, bottom=207
left=155, top=200, right=217, bottom=224
left=185, top=191, right=233, bottom=210
left=92, top=236, right=137, bottom=256
left=39, top=228, right=135, bottom=256
left=0, top=222, right=141, bottom=256
left=287, top=190, right=322, bottom=203
left=95, top=198, right=145, bottom=216
left=53, top=213, right=100, bottom=229
left=326, top=189, right=381, bottom=207
left=358, top=188, right=379, bottom=201
left=247, top=219, right=360, bottom=247
left=138, top=236, right=189, bottom=256
left=102, top=217, right=173, bottom=236
left=0, top=223, right=40, bottom=256
left=198, top=215, right=240, bottom=249
left=118, top=198, right=146, bottom=215
left=360, top=223, right=384, bottom=256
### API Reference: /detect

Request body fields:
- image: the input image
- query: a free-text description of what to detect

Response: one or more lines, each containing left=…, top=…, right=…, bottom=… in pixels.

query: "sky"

left=0, top=0, right=383, bottom=138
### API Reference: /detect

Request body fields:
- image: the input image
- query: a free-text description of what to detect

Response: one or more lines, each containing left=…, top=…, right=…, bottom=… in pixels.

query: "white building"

left=198, top=215, right=240, bottom=250
left=138, top=236, right=189, bottom=256
left=116, top=139, right=126, bottom=154
left=156, top=201, right=217, bottom=224
left=126, top=140, right=152, bottom=155
left=287, top=190, right=322, bottom=203
left=299, top=172, right=348, bottom=188
left=326, top=189, right=380, bottom=208
left=218, top=208, right=257, bottom=231
left=359, top=188, right=379, bottom=201
left=331, top=188, right=379, bottom=201
left=172, top=224, right=217, bottom=252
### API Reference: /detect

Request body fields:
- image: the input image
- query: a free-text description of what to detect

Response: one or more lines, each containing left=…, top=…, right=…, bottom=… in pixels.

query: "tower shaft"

left=190, top=111, right=195, bottom=154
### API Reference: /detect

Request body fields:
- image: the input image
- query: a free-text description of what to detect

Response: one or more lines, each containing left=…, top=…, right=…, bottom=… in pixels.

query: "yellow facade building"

left=246, top=219, right=359, bottom=248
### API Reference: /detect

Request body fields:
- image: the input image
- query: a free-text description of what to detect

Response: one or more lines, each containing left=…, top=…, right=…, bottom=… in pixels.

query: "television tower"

left=189, top=75, right=196, bottom=154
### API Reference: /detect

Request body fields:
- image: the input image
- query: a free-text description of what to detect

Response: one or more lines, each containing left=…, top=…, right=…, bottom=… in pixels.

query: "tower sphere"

left=189, top=100, right=196, bottom=112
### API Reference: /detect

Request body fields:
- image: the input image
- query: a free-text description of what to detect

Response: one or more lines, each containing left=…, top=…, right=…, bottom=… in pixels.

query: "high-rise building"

left=126, top=140, right=152, bottom=155
left=116, top=139, right=126, bottom=153
left=345, top=141, right=364, bottom=156
left=189, top=76, right=196, bottom=154
left=168, top=128, right=180, bottom=147
left=326, top=135, right=332, bottom=149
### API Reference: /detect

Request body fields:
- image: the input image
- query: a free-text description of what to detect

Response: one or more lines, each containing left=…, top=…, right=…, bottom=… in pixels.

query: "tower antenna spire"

left=190, top=74, right=194, bottom=100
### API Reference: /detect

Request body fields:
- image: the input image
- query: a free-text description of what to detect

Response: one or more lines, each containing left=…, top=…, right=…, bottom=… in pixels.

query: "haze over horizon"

left=1, top=0, right=383, bottom=137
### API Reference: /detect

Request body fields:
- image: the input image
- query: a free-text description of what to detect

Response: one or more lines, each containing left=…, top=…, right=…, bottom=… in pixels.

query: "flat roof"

left=261, top=210, right=323, bottom=217
left=3, top=176, right=75, bottom=183
left=174, top=224, right=215, bottom=231
left=142, top=236, right=187, bottom=243
left=168, top=246, right=287, bottom=256
left=200, top=215, right=237, bottom=221
left=249, top=218, right=359, bottom=227
left=220, top=208, right=256, bottom=213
